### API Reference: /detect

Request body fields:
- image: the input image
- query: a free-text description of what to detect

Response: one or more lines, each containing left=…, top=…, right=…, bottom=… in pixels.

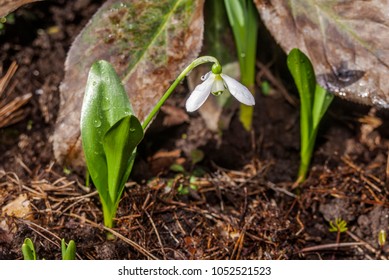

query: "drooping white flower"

left=185, top=72, right=255, bottom=112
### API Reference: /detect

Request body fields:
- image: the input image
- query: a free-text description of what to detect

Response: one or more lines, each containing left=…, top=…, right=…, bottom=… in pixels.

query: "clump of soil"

left=0, top=0, right=388, bottom=260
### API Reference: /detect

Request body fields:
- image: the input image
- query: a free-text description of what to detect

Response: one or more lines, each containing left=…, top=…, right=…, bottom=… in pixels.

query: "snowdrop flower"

left=186, top=65, right=255, bottom=112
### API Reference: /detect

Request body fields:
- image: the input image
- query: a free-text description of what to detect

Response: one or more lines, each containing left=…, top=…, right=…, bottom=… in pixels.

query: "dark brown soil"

left=1, top=0, right=389, bottom=260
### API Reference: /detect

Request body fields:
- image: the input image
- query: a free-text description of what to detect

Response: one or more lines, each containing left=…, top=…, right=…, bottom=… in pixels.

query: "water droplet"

left=129, top=128, right=135, bottom=132
left=94, top=119, right=102, bottom=127
left=101, top=97, right=110, bottom=111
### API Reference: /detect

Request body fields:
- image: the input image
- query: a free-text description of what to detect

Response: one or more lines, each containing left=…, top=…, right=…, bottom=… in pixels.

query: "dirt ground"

left=1, top=0, right=389, bottom=260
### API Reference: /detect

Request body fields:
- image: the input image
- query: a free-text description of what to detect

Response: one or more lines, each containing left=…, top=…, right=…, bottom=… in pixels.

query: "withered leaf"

left=255, top=0, right=389, bottom=108
left=53, top=0, right=205, bottom=168
left=0, top=0, right=42, bottom=17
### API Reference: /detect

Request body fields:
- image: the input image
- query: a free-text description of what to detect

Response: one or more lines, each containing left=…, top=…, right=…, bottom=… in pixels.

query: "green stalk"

left=142, top=56, right=221, bottom=130
left=225, top=0, right=258, bottom=130
left=287, top=49, right=333, bottom=184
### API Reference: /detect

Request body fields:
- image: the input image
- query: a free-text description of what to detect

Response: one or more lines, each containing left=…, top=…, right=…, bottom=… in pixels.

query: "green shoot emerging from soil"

left=378, top=229, right=387, bottom=248
left=329, top=218, right=348, bottom=233
left=61, top=239, right=76, bottom=260
left=81, top=56, right=254, bottom=236
left=21, top=238, right=37, bottom=260
left=224, top=0, right=258, bottom=130
left=287, top=48, right=334, bottom=184
left=22, top=238, right=76, bottom=260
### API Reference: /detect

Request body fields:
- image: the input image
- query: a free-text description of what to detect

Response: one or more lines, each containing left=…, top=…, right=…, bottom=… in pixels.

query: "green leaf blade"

left=81, top=60, right=133, bottom=202
left=287, top=48, right=316, bottom=145
left=312, top=85, right=333, bottom=130
left=103, top=116, right=143, bottom=203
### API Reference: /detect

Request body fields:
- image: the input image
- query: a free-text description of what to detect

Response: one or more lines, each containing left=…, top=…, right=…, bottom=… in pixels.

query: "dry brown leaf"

left=0, top=0, right=42, bottom=17
left=255, top=0, right=389, bottom=108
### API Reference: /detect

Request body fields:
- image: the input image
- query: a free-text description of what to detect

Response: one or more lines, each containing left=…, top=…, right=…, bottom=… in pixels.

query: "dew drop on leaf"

left=101, top=97, right=110, bottom=111
left=93, top=119, right=102, bottom=127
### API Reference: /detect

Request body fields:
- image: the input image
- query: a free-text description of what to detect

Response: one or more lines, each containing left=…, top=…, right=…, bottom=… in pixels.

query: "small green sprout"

left=329, top=218, right=348, bottom=233
left=260, top=81, right=271, bottom=96
left=0, top=14, right=15, bottom=35
left=378, top=229, right=386, bottom=248
left=22, top=238, right=76, bottom=260
left=287, top=48, right=334, bottom=184
left=224, top=0, right=258, bottom=130
left=61, top=239, right=76, bottom=260
left=190, top=149, right=204, bottom=165
left=22, top=238, right=37, bottom=260
left=170, top=163, right=186, bottom=173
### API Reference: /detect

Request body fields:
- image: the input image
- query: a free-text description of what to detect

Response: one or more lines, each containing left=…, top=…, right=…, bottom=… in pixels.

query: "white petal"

left=201, top=71, right=211, bottom=81
left=211, top=74, right=225, bottom=95
left=185, top=74, right=215, bottom=112
left=221, top=74, right=255, bottom=106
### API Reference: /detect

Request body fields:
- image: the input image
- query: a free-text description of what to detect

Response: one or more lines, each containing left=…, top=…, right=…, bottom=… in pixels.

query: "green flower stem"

left=141, top=56, right=221, bottom=130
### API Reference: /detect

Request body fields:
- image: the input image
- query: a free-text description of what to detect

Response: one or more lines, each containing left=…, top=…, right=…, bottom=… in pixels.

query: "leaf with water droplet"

left=54, top=0, right=205, bottom=167
left=80, top=60, right=143, bottom=207
left=256, top=0, right=389, bottom=108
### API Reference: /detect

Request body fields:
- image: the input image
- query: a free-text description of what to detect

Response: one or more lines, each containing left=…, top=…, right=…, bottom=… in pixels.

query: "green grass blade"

left=225, top=0, right=258, bottom=130
left=287, top=48, right=316, bottom=150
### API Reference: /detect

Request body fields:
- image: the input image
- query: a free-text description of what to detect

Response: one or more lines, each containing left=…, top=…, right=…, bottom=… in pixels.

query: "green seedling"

left=329, top=218, right=348, bottom=251
left=224, top=0, right=258, bottom=130
left=22, top=238, right=37, bottom=260
left=81, top=60, right=143, bottom=233
left=61, top=239, right=76, bottom=260
left=0, top=14, right=15, bottom=35
left=287, top=48, right=334, bottom=184
left=170, top=163, right=186, bottom=173
left=22, top=238, right=76, bottom=260
left=329, top=218, right=348, bottom=246
left=260, top=80, right=271, bottom=96
left=81, top=56, right=254, bottom=235
left=190, top=149, right=204, bottom=166
left=329, top=218, right=348, bottom=233
left=378, top=229, right=386, bottom=248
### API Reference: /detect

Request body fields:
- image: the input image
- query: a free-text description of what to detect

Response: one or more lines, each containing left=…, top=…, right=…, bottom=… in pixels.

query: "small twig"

left=299, top=242, right=364, bottom=253
left=145, top=210, right=166, bottom=260
left=295, top=211, right=304, bottom=236
left=386, top=149, right=389, bottom=191
left=0, top=61, right=17, bottom=95
left=266, top=181, right=297, bottom=198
